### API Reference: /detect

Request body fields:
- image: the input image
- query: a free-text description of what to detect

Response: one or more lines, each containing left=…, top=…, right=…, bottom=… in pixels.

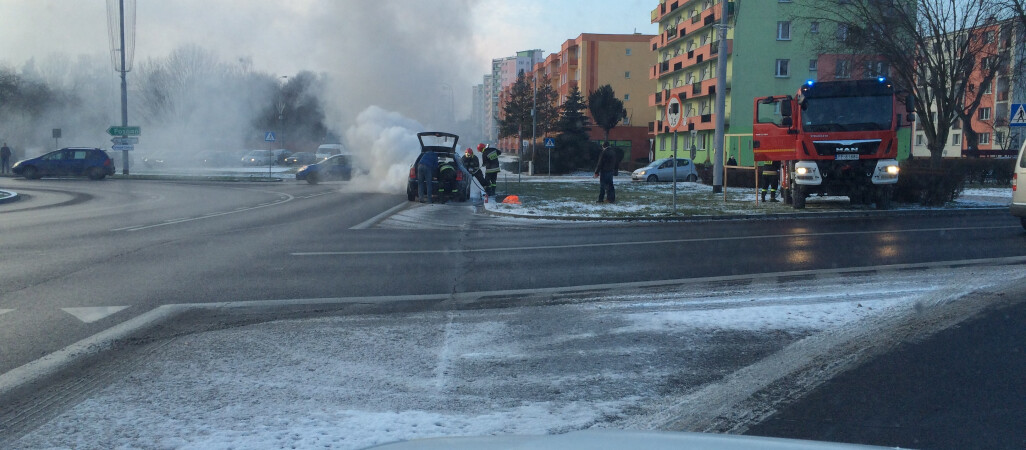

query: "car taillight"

left=410, top=167, right=416, bottom=179
left=1014, top=173, right=1018, bottom=192
left=456, top=171, right=464, bottom=181
left=104, top=159, right=112, bottom=166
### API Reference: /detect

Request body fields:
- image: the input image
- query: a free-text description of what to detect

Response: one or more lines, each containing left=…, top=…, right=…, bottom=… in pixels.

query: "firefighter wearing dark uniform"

left=479, top=143, right=501, bottom=196
left=462, top=148, right=486, bottom=192
left=759, top=160, right=781, bottom=202
left=438, top=159, right=458, bottom=201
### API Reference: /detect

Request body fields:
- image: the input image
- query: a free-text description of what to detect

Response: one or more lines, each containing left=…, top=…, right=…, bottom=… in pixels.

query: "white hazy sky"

left=0, top=0, right=657, bottom=79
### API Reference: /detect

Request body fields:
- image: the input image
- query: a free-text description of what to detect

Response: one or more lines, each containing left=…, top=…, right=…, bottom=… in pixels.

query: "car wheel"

left=686, top=174, right=698, bottom=182
left=305, top=173, right=319, bottom=185
left=875, top=185, right=893, bottom=210
left=407, top=185, right=416, bottom=202
left=22, top=166, right=39, bottom=180
left=646, top=174, right=658, bottom=182
left=88, top=167, right=106, bottom=180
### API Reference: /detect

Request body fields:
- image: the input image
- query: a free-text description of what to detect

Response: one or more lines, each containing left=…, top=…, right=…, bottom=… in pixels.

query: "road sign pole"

left=673, top=131, right=678, bottom=215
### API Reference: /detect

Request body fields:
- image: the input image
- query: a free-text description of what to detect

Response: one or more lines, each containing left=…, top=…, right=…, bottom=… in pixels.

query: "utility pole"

left=531, top=75, right=537, bottom=177
left=712, top=0, right=729, bottom=193
left=118, top=0, right=129, bottom=175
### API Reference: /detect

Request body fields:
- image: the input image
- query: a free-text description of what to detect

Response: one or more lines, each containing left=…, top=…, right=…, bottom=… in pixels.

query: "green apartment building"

left=649, top=0, right=837, bottom=166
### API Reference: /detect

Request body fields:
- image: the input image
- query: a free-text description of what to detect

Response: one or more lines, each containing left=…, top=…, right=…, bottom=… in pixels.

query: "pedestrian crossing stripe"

left=0, top=309, right=12, bottom=317
left=1011, top=104, right=1026, bottom=126
left=62, top=306, right=129, bottom=323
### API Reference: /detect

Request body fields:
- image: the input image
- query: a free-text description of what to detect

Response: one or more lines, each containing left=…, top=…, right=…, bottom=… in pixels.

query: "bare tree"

left=801, top=0, right=1013, bottom=166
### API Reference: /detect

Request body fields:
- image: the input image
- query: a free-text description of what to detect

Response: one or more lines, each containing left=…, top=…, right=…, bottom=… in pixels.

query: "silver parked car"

left=632, top=158, right=699, bottom=182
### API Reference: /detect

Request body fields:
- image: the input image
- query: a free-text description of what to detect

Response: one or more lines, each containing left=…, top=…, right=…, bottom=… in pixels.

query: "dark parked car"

left=296, top=153, right=353, bottom=184
left=284, top=152, right=317, bottom=165
left=12, top=147, right=116, bottom=180
left=406, top=132, right=471, bottom=202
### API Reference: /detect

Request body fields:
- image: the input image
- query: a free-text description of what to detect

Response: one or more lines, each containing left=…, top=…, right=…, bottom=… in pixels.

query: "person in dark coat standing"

left=462, top=148, right=486, bottom=192
left=417, top=151, right=439, bottom=203
left=479, top=143, right=501, bottom=197
left=593, top=141, right=620, bottom=203
left=0, top=143, right=11, bottom=174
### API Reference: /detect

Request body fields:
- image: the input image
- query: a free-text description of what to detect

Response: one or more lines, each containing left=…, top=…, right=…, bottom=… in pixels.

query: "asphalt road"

left=1, top=178, right=1025, bottom=385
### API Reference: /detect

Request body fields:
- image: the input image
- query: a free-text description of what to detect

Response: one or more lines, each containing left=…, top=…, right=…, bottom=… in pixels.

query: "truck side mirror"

left=781, top=99, right=793, bottom=117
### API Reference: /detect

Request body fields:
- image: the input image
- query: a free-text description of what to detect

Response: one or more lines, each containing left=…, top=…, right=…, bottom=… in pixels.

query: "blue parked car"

left=12, top=147, right=116, bottom=180
left=296, top=153, right=353, bottom=184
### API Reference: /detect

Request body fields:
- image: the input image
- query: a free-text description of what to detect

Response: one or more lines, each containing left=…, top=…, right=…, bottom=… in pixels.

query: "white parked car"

left=632, top=157, right=699, bottom=182
left=315, top=144, right=344, bottom=161
left=1012, top=140, right=1026, bottom=230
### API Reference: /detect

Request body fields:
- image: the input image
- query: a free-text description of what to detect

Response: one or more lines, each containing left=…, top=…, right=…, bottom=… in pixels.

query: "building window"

left=984, top=82, right=992, bottom=94
left=810, top=22, right=820, bottom=33
left=995, top=131, right=1004, bottom=145
left=952, top=133, right=961, bottom=145
left=624, top=93, right=630, bottom=102
left=777, top=21, right=791, bottom=40
left=775, top=59, right=790, bottom=77
left=916, top=134, right=924, bottom=146
left=864, top=61, right=888, bottom=78
left=953, top=118, right=961, bottom=129
left=978, top=107, right=991, bottom=120
left=809, top=59, right=818, bottom=71
left=835, top=60, right=851, bottom=78
left=626, top=48, right=632, bottom=56
left=836, top=24, right=849, bottom=42
left=979, top=133, right=990, bottom=144
left=625, top=71, right=631, bottom=79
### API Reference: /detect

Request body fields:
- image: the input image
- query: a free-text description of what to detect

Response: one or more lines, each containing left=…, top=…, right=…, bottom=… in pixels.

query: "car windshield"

left=2, top=2, right=1024, bottom=450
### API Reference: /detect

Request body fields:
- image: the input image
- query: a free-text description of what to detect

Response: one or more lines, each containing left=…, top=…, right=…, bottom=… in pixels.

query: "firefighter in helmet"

left=462, top=147, right=486, bottom=193
left=478, top=143, right=501, bottom=196
left=759, top=160, right=781, bottom=202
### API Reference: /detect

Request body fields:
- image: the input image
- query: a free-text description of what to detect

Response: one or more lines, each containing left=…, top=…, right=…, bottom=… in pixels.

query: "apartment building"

left=498, top=33, right=656, bottom=166
left=912, top=19, right=1024, bottom=158
left=649, top=0, right=907, bottom=165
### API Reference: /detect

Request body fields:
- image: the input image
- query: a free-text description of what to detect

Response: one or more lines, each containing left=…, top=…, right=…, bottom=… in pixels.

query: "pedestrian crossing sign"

left=544, top=137, right=555, bottom=148
left=1011, top=104, right=1026, bottom=127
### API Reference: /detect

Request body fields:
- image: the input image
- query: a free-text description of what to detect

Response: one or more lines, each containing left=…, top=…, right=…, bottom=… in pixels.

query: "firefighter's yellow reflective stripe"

left=754, top=149, right=792, bottom=154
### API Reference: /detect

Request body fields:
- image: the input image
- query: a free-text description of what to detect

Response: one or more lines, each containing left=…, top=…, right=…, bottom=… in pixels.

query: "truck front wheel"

left=875, top=185, right=893, bottom=210
left=792, top=185, right=807, bottom=209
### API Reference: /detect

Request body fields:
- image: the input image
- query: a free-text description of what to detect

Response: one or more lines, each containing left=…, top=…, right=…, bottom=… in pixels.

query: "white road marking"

left=61, top=306, right=130, bottom=324
left=0, top=309, right=13, bottom=317
left=295, top=224, right=1023, bottom=256
left=111, top=193, right=295, bottom=232
left=350, top=202, right=410, bottom=230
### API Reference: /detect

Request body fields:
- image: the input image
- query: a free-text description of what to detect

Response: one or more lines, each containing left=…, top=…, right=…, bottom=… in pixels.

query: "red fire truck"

left=752, top=78, right=912, bottom=209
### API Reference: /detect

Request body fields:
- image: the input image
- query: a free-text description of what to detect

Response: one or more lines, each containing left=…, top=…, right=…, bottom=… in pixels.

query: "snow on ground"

left=15, top=266, right=1024, bottom=449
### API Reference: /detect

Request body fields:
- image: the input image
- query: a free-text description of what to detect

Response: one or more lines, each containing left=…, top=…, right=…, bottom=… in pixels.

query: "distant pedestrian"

left=594, top=141, right=620, bottom=203
left=417, top=151, right=439, bottom=203
left=478, top=143, right=501, bottom=197
left=0, top=142, right=11, bottom=174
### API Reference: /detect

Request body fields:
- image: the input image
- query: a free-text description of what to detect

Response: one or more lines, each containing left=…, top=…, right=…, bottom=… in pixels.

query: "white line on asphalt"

left=0, top=309, right=13, bottom=317
left=110, top=193, right=295, bottom=232
left=350, top=202, right=410, bottom=230
left=61, top=306, right=130, bottom=324
left=294, top=224, right=1022, bottom=256
left=3, top=255, right=1024, bottom=400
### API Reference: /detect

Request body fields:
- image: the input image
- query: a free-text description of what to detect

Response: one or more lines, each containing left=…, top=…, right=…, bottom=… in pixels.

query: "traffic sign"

left=111, top=137, right=139, bottom=145
left=543, top=137, right=556, bottom=148
left=107, top=125, right=141, bottom=136
left=1010, top=104, right=1026, bottom=127
left=666, top=95, right=682, bottom=130
left=112, top=144, right=134, bottom=151
left=264, top=131, right=276, bottom=142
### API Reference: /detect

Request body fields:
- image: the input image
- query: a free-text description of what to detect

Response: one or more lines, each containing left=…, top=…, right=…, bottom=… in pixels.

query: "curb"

left=111, top=174, right=286, bottom=182
left=480, top=203, right=1009, bottom=223
left=0, top=189, right=20, bottom=205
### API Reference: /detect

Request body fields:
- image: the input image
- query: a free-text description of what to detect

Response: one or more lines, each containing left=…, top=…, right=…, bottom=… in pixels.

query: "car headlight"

left=886, top=165, right=899, bottom=175
left=637, top=170, right=646, bottom=175
left=796, top=167, right=808, bottom=175
left=297, top=165, right=309, bottom=172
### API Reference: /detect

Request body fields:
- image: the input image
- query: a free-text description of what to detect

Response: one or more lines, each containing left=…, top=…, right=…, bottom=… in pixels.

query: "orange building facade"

left=496, top=33, right=657, bottom=169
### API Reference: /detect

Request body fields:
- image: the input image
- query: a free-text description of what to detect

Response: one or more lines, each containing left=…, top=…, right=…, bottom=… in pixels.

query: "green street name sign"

left=107, top=126, right=141, bottom=136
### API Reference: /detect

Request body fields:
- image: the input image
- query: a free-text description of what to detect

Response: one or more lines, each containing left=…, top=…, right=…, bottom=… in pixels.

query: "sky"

left=0, top=0, right=657, bottom=120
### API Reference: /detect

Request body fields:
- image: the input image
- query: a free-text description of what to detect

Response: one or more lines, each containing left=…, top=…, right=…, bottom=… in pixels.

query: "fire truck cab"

left=753, top=78, right=911, bottom=209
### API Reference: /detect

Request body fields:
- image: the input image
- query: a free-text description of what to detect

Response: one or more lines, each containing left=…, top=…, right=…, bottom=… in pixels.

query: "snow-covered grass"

left=486, top=175, right=1012, bottom=218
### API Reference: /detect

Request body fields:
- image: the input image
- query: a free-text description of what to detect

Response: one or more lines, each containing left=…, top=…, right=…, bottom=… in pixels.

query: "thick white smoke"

left=342, top=106, right=425, bottom=194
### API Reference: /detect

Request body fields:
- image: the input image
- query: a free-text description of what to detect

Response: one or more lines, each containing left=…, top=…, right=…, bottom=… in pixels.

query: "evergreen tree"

left=551, top=85, right=599, bottom=173
left=587, top=84, right=625, bottom=141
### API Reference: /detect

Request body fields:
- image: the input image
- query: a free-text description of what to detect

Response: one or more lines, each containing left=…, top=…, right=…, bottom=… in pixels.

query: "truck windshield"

left=802, top=95, right=893, bottom=132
